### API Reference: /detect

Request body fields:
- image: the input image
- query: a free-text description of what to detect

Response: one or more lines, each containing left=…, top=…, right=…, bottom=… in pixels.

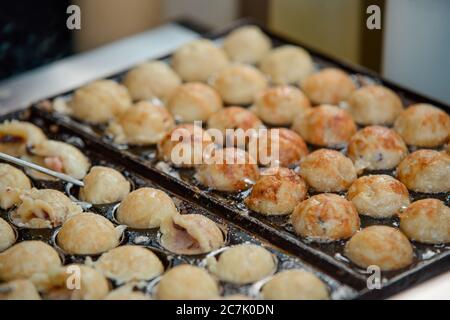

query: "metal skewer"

left=0, top=151, right=85, bottom=187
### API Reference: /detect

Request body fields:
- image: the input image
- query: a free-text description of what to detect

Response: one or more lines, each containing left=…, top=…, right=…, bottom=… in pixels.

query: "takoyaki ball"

left=160, top=214, right=224, bottom=255
left=104, top=285, right=151, bottom=300
left=0, top=163, right=31, bottom=210
left=253, top=85, right=311, bottom=126
left=245, top=167, right=307, bottom=216
left=12, top=189, right=82, bottom=229
left=0, top=240, right=62, bottom=281
left=447, top=142, right=450, bottom=155
left=262, top=270, right=329, bottom=300
left=57, top=213, right=123, bottom=255
left=347, top=175, right=410, bottom=218
left=171, top=39, right=229, bottom=82
left=116, top=188, right=179, bottom=229
left=156, top=264, right=219, bottom=300
left=33, top=264, right=109, bottom=300
left=122, top=61, right=181, bottom=102
left=195, top=148, right=260, bottom=192
left=158, top=124, right=213, bottom=168
left=207, top=244, right=276, bottom=284
left=346, top=85, right=403, bottom=125
left=207, top=106, right=264, bottom=147
left=397, top=150, right=450, bottom=193
left=255, top=128, right=308, bottom=167
left=0, top=279, right=41, bottom=300
left=301, top=68, right=356, bottom=105
left=260, top=45, right=314, bottom=85
left=292, top=105, right=357, bottom=147
left=399, top=199, right=450, bottom=244
left=394, top=104, right=450, bottom=147
left=80, top=166, right=131, bottom=204
left=27, top=140, right=90, bottom=180
left=345, top=226, right=414, bottom=271
left=347, top=126, right=408, bottom=171
left=212, top=64, right=268, bottom=105
left=95, top=245, right=164, bottom=283
left=300, top=149, right=357, bottom=192
left=0, top=120, right=47, bottom=157
left=291, top=194, right=360, bottom=241
left=107, top=101, right=175, bottom=145
left=0, top=218, right=15, bottom=252
left=70, top=80, right=132, bottom=124
left=223, top=25, right=271, bottom=64
left=167, top=82, right=223, bottom=122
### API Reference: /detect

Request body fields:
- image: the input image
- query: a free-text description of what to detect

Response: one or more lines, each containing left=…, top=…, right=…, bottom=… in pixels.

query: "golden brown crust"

left=347, top=175, right=410, bottom=218
left=344, top=226, right=414, bottom=271
left=347, top=126, right=408, bottom=171
left=299, top=149, right=357, bottom=192
left=397, top=149, right=450, bottom=193
left=291, top=193, right=360, bottom=241
left=0, top=163, right=32, bottom=210
left=0, top=218, right=16, bottom=252
left=212, top=64, right=268, bottom=105
left=245, top=167, right=307, bottom=215
left=301, top=68, right=356, bottom=105
left=292, top=105, right=356, bottom=147
left=346, top=85, right=403, bottom=125
left=0, top=279, right=41, bottom=300
left=167, top=82, right=223, bottom=122
left=0, top=120, right=47, bottom=157
left=394, top=104, right=450, bottom=147
left=399, top=199, right=450, bottom=244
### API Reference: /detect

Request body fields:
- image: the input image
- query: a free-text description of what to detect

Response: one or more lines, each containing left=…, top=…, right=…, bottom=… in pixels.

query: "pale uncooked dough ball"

left=12, top=188, right=82, bottom=229
left=80, top=166, right=131, bottom=204
left=397, top=150, right=450, bottom=193
left=95, top=245, right=164, bottom=283
left=245, top=167, right=307, bottom=215
left=208, top=244, right=276, bottom=284
left=292, top=105, right=356, bottom=147
left=107, top=101, right=175, bottom=145
left=171, top=39, right=229, bottom=82
left=116, top=188, right=179, bottom=229
left=122, top=61, right=181, bottom=101
left=212, top=64, right=268, bottom=105
left=57, top=213, right=123, bottom=255
left=0, top=279, right=41, bottom=300
left=346, top=85, right=403, bottom=125
left=394, top=104, right=450, bottom=147
left=0, top=241, right=61, bottom=281
left=399, top=199, right=450, bottom=244
left=195, top=148, right=260, bottom=192
left=167, top=82, right=223, bottom=122
left=260, top=45, right=314, bottom=85
left=262, top=270, right=329, bottom=300
left=345, top=226, right=414, bottom=271
left=0, top=120, right=47, bottom=157
left=155, top=264, right=219, bottom=300
left=223, top=25, right=271, bottom=64
left=0, top=218, right=15, bottom=252
left=157, top=124, right=213, bottom=167
left=33, top=264, right=109, bottom=300
left=70, top=80, right=132, bottom=124
left=160, top=214, right=224, bottom=255
left=347, top=126, right=408, bottom=171
left=253, top=85, right=311, bottom=126
left=347, top=175, right=410, bottom=218
left=292, top=193, right=360, bottom=241
left=0, top=163, right=31, bottom=210
left=27, top=140, right=91, bottom=180
left=301, top=68, right=356, bottom=105
left=300, top=149, right=357, bottom=192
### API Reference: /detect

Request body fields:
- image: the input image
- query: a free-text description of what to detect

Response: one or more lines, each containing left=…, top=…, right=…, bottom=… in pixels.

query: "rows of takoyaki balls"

left=0, top=121, right=331, bottom=300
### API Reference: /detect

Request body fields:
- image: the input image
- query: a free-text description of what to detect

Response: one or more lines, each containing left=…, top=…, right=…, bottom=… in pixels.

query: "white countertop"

left=0, top=21, right=448, bottom=300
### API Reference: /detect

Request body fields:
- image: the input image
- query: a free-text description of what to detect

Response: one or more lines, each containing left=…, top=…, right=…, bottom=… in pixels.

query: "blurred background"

left=1, top=0, right=449, bottom=102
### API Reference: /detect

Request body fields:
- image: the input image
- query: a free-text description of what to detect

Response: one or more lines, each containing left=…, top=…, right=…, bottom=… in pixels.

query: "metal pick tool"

left=0, top=151, right=85, bottom=187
